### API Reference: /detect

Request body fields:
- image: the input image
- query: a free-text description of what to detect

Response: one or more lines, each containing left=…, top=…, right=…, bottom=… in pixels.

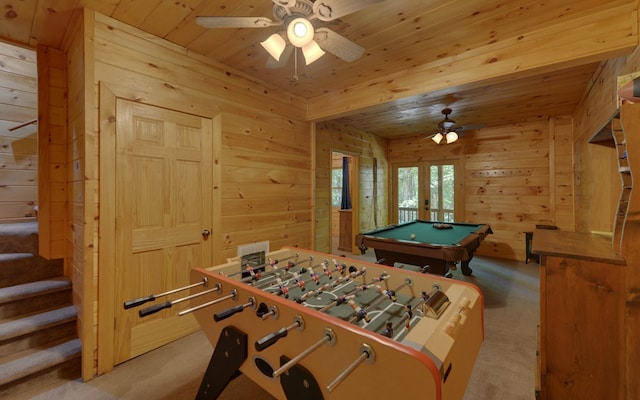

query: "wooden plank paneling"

left=389, top=118, right=564, bottom=261
left=91, top=12, right=306, bottom=121
left=315, top=121, right=389, bottom=253
left=1, top=41, right=37, bottom=223
left=87, top=10, right=313, bottom=376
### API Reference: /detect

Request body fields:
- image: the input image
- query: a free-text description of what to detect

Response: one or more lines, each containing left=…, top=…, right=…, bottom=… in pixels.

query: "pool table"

left=355, top=220, right=493, bottom=276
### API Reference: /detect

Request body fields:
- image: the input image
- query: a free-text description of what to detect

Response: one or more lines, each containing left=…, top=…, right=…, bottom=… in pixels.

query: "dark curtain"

left=341, top=157, right=352, bottom=209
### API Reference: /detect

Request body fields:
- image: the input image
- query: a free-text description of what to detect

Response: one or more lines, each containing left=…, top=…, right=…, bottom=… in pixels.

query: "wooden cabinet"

left=338, top=209, right=352, bottom=252
left=534, top=101, right=640, bottom=400
left=533, top=230, right=625, bottom=400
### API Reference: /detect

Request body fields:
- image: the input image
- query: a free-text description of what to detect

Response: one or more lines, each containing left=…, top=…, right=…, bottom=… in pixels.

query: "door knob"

left=202, top=229, right=211, bottom=238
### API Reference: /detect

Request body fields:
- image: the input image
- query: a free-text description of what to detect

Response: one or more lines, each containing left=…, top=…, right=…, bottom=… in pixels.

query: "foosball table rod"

left=138, top=283, right=222, bottom=317
left=177, top=289, right=238, bottom=316
left=272, top=328, right=336, bottom=378
left=326, top=344, right=376, bottom=392
left=122, top=277, right=209, bottom=309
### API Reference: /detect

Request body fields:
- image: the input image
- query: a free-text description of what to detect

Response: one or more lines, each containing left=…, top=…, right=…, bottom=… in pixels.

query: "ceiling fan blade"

left=459, top=123, right=487, bottom=131
left=195, top=16, right=281, bottom=29
left=272, top=0, right=297, bottom=7
left=314, top=28, right=364, bottom=62
left=266, top=45, right=294, bottom=68
left=313, top=0, right=385, bottom=21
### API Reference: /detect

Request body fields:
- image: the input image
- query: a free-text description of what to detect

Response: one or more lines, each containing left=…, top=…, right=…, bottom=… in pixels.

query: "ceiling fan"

left=427, top=108, right=464, bottom=144
left=195, top=0, right=383, bottom=69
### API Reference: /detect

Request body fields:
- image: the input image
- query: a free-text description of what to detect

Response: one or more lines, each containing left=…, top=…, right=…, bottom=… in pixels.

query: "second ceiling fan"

left=196, top=0, right=383, bottom=68
left=428, top=108, right=465, bottom=145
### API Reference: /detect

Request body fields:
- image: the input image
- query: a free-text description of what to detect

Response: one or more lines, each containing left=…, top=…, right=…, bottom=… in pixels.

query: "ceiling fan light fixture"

left=446, top=131, right=459, bottom=144
left=432, top=132, right=444, bottom=144
left=301, top=41, right=325, bottom=64
left=440, top=118, right=455, bottom=130
left=261, top=33, right=287, bottom=61
left=287, top=17, right=314, bottom=47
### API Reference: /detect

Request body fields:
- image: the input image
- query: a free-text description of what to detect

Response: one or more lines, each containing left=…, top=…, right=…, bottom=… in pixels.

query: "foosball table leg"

left=279, top=356, right=324, bottom=400
left=195, top=326, right=248, bottom=400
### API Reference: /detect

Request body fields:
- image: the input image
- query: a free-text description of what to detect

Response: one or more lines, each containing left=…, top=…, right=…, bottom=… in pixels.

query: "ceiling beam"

left=306, top=3, right=639, bottom=121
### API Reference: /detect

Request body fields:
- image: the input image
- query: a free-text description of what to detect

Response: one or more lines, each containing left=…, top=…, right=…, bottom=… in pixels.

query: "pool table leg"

left=460, top=253, right=477, bottom=276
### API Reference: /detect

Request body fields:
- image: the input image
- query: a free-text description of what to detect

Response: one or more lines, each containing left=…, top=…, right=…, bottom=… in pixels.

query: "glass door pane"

left=397, top=166, right=419, bottom=223
left=428, top=163, right=455, bottom=222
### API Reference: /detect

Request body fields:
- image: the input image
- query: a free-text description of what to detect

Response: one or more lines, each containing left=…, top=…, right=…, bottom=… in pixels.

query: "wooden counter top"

left=531, top=229, right=626, bottom=265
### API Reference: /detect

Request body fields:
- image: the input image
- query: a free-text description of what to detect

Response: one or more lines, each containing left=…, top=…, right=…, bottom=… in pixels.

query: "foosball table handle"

left=255, top=327, right=289, bottom=352
left=213, top=297, right=256, bottom=322
left=139, top=301, right=172, bottom=317
left=255, top=316, right=304, bottom=352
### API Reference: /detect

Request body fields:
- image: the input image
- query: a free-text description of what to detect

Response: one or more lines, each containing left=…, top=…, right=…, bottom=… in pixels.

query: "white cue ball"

left=410, top=233, right=416, bottom=239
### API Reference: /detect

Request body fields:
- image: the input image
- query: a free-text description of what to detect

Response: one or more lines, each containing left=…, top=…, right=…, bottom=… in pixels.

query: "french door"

left=393, top=159, right=462, bottom=223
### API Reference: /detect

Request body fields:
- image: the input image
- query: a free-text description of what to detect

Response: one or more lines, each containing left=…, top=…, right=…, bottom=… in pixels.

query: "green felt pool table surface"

left=356, top=220, right=493, bottom=276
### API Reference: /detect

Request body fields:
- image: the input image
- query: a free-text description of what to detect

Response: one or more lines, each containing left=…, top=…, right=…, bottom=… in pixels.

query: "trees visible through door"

left=396, top=162, right=457, bottom=223
left=397, top=166, right=419, bottom=223
left=430, top=164, right=455, bottom=222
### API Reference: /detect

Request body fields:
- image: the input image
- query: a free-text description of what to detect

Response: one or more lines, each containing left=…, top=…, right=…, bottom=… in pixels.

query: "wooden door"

left=113, top=99, right=213, bottom=364
left=424, top=160, right=461, bottom=222
left=393, top=159, right=462, bottom=223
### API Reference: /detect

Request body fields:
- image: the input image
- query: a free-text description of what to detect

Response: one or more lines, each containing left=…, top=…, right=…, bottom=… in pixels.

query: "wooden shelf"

left=588, top=110, right=620, bottom=147
left=610, top=113, right=628, bottom=254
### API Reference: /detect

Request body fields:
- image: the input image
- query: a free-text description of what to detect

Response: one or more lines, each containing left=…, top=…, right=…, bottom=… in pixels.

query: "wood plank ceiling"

left=0, top=0, right=636, bottom=139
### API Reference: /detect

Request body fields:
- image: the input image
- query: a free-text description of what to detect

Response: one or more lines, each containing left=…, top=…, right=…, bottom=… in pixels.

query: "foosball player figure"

left=348, top=299, right=371, bottom=323
left=336, top=294, right=349, bottom=306
left=322, top=261, right=333, bottom=279
left=376, top=272, right=389, bottom=282
left=286, top=260, right=295, bottom=272
left=403, top=305, right=413, bottom=330
left=309, top=268, right=320, bottom=285
left=381, top=320, right=394, bottom=338
left=332, top=260, right=347, bottom=276
left=294, top=272, right=305, bottom=291
left=382, top=288, right=397, bottom=302
left=276, top=277, right=289, bottom=299
left=246, top=264, right=262, bottom=281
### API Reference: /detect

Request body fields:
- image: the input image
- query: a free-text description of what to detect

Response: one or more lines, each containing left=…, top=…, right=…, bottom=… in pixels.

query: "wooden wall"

left=574, top=48, right=640, bottom=233
left=55, top=9, right=313, bottom=378
left=387, top=116, right=574, bottom=262
left=331, top=152, right=343, bottom=245
left=315, top=121, right=388, bottom=254
left=0, top=41, right=37, bottom=223
left=36, top=45, right=67, bottom=260
left=60, top=9, right=94, bottom=379
left=572, top=46, right=640, bottom=400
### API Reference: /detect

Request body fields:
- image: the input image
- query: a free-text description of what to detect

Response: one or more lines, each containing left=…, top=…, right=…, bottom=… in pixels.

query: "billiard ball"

left=410, top=233, right=416, bottom=239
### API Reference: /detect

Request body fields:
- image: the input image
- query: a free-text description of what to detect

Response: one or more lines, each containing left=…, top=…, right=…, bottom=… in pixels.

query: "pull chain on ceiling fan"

left=195, top=0, right=384, bottom=70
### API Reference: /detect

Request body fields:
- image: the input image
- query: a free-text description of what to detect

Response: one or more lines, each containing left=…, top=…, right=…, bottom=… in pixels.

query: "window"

left=331, top=168, right=343, bottom=207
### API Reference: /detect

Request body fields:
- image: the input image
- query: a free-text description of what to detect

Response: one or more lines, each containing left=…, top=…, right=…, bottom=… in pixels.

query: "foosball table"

left=125, top=247, right=484, bottom=399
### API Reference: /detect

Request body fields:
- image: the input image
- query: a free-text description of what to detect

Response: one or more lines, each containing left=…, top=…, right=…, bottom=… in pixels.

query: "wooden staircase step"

left=0, top=278, right=70, bottom=304
left=0, top=222, right=81, bottom=398
left=0, top=222, right=38, bottom=255
left=0, top=253, right=63, bottom=288
left=0, top=305, right=77, bottom=361
left=0, top=305, right=76, bottom=342
left=0, top=278, right=72, bottom=320
left=0, top=338, right=81, bottom=387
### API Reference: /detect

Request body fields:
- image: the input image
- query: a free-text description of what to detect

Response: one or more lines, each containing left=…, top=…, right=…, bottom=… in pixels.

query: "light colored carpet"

left=26, top=254, right=539, bottom=400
